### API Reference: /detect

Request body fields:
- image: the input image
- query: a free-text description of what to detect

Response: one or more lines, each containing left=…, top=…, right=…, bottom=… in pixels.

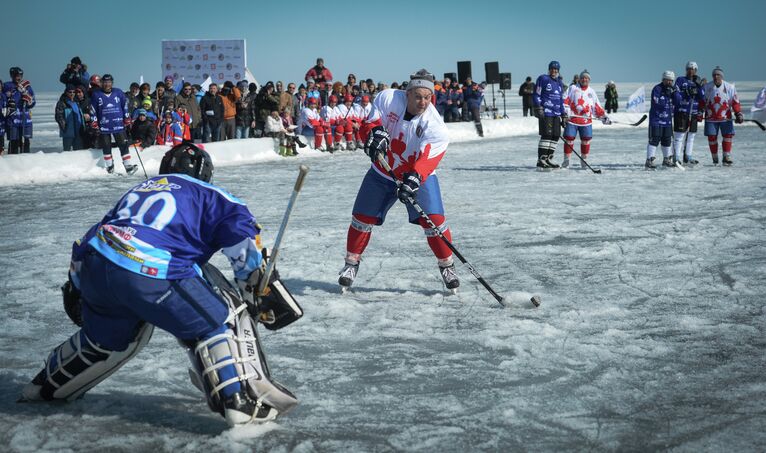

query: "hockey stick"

left=744, top=118, right=766, bottom=131
left=130, top=142, right=149, bottom=179
left=376, top=156, right=540, bottom=308
left=559, top=123, right=602, bottom=174
left=257, top=165, right=310, bottom=296
left=568, top=113, right=647, bottom=127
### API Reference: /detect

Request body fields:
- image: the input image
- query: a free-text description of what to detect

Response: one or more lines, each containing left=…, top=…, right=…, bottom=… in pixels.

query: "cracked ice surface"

left=1, top=98, right=765, bottom=452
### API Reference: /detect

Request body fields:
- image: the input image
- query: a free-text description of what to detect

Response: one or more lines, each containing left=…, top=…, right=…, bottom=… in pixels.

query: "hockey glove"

left=533, top=106, right=544, bottom=119
left=600, top=116, right=612, bottom=125
left=662, top=85, right=675, bottom=98
left=397, top=172, right=421, bottom=204
left=21, top=93, right=33, bottom=106
left=90, top=120, right=99, bottom=131
left=735, top=112, right=744, bottom=124
left=61, top=278, right=83, bottom=327
left=364, top=126, right=390, bottom=163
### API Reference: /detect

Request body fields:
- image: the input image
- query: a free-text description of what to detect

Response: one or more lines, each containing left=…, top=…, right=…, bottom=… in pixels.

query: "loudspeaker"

left=457, top=61, right=472, bottom=84
left=485, top=62, right=500, bottom=84
left=500, top=72, right=512, bottom=90
left=443, top=72, right=457, bottom=83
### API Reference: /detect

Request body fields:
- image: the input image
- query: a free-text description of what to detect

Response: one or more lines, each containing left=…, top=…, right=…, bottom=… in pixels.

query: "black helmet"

left=102, top=74, right=114, bottom=82
left=159, top=142, right=214, bottom=182
left=10, top=67, right=23, bottom=78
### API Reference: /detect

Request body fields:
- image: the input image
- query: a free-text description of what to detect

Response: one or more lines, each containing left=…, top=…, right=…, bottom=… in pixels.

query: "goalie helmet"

left=159, top=142, right=214, bottom=183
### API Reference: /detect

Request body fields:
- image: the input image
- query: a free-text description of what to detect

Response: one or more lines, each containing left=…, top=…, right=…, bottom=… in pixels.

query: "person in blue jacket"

left=0, top=84, right=5, bottom=154
left=533, top=61, right=567, bottom=169
left=446, top=80, right=463, bottom=123
left=90, top=74, right=136, bottom=174
left=55, top=86, right=85, bottom=150
left=462, top=77, right=484, bottom=137
left=672, top=61, right=705, bottom=165
left=646, top=70, right=677, bottom=169
left=22, top=142, right=298, bottom=427
left=4, top=67, right=35, bottom=154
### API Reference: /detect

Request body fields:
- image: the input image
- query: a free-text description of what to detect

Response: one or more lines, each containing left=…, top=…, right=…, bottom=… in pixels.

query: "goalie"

left=21, top=142, right=302, bottom=427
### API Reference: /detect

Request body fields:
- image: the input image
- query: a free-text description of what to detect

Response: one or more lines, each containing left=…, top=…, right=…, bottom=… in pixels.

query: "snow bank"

left=0, top=113, right=647, bottom=187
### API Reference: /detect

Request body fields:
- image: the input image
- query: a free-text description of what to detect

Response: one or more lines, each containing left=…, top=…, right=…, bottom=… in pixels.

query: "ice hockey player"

left=299, top=97, right=328, bottom=150
left=320, top=95, right=340, bottom=151
left=673, top=61, right=705, bottom=165
left=701, top=66, right=743, bottom=166
left=646, top=71, right=677, bottom=169
left=338, top=69, right=459, bottom=292
left=561, top=69, right=610, bottom=168
left=21, top=142, right=299, bottom=427
left=335, top=94, right=359, bottom=150
left=354, top=95, right=373, bottom=149
left=89, top=74, right=137, bottom=174
left=533, top=61, right=567, bottom=169
left=3, top=67, right=36, bottom=154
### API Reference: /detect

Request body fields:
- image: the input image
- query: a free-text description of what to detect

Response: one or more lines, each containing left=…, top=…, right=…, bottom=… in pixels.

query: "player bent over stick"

left=21, top=142, right=302, bottom=428
left=338, top=69, right=460, bottom=292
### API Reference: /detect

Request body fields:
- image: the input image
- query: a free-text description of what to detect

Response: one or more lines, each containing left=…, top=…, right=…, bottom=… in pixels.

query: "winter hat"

left=712, top=66, right=724, bottom=77
left=662, top=70, right=675, bottom=81
left=142, top=98, right=152, bottom=107
left=136, top=109, right=147, bottom=116
left=579, top=69, right=590, bottom=80
left=306, top=77, right=315, bottom=83
left=407, top=69, right=435, bottom=93
left=71, top=56, right=82, bottom=65
left=164, top=75, right=174, bottom=82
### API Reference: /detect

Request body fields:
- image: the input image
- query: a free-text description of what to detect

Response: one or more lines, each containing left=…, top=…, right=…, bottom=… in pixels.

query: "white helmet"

left=686, top=61, right=698, bottom=70
left=662, top=70, right=675, bottom=81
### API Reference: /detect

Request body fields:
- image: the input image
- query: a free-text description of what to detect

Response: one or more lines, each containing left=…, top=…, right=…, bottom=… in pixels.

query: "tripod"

left=500, top=89, right=508, bottom=118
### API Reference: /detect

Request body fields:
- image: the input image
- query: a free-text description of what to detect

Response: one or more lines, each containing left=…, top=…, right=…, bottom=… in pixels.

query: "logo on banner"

left=180, top=45, right=186, bottom=52
left=226, top=63, right=232, bottom=70
left=211, top=44, right=217, bottom=51
left=218, top=53, right=224, bottom=61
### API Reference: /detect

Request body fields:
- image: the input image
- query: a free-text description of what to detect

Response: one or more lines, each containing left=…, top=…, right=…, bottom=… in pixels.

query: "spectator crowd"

left=1, top=55, right=623, bottom=157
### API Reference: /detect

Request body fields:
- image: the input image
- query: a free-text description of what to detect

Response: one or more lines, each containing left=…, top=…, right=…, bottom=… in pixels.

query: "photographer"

left=199, top=83, right=224, bottom=142
left=59, top=56, right=90, bottom=89
left=219, top=81, right=240, bottom=140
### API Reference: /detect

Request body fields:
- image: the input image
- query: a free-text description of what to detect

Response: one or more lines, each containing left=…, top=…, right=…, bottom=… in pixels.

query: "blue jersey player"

left=22, top=143, right=299, bottom=427
left=646, top=71, right=677, bottom=169
left=533, top=61, right=567, bottom=169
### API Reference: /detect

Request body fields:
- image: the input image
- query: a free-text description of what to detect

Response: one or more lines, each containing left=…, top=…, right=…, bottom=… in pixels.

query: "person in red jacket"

left=157, top=111, right=184, bottom=146
left=305, top=58, right=333, bottom=91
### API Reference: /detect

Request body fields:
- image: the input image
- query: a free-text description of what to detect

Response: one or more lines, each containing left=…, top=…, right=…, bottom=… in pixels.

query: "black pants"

left=673, top=112, right=698, bottom=133
left=522, top=97, right=533, bottom=117
left=101, top=131, right=130, bottom=162
left=9, top=137, right=30, bottom=154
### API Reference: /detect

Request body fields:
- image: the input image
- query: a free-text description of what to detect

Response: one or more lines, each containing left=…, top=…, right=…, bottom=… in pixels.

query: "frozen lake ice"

left=1, top=86, right=765, bottom=451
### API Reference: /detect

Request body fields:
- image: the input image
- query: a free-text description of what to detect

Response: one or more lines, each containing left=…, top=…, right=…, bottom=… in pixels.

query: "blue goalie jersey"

left=73, top=175, right=260, bottom=280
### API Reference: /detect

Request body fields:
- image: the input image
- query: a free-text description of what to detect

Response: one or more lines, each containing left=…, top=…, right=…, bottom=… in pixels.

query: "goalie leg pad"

left=22, top=323, right=153, bottom=402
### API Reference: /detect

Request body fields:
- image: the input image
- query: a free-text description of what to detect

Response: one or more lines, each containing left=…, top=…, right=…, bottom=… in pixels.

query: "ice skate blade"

left=449, top=288, right=458, bottom=295
left=340, top=286, right=350, bottom=294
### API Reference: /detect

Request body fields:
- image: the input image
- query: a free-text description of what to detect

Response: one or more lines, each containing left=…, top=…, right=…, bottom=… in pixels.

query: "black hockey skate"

left=338, top=260, right=359, bottom=292
left=125, top=164, right=138, bottom=175
left=106, top=164, right=115, bottom=174
left=662, top=156, right=674, bottom=168
left=439, top=263, right=460, bottom=293
left=645, top=157, right=656, bottom=169
left=722, top=155, right=733, bottom=166
left=712, top=154, right=719, bottom=165
left=224, top=390, right=278, bottom=426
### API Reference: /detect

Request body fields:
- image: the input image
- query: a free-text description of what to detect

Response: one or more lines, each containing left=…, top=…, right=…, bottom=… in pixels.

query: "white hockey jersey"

left=703, top=81, right=740, bottom=122
left=299, top=106, right=321, bottom=133
left=336, top=104, right=357, bottom=122
left=365, top=89, right=449, bottom=182
left=563, top=85, right=605, bottom=125
left=321, top=105, right=341, bottom=123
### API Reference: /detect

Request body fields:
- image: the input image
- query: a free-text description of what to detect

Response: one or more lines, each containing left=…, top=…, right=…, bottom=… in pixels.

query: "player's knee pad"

left=22, top=323, right=153, bottom=402
left=186, top=307, right=298, bottom=417
left=187, top=264, right=299, bottom=416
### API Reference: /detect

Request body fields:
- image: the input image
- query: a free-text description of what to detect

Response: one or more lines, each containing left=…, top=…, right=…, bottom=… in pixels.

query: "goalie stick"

left=377, top=155, right=541, bottom=308
left=256, top=165, right=310, bottom=296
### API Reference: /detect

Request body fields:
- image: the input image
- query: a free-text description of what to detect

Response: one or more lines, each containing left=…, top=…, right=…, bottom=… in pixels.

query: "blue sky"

left=8, top=0, right=765, bottom=91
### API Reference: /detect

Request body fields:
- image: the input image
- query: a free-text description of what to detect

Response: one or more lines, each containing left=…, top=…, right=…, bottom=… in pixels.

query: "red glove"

left=90, top=120, right=99, bottom=130
left=123, top=117, right=133, bottom=127
left=18, top=80, right=30, bottom=93
left=735, top=112, right=744, bottom=124
left=21, top=93, right=33, bottom=105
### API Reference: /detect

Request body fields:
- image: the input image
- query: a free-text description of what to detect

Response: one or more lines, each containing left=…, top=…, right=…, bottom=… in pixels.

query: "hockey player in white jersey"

left=320, top=95, right=341, bottom=151
left=338, top=69, right=459, bottom=292
left=561, top=70, right=610, bottom=168
left=336, top=94, right=358, bottom=150
left=701, top=66, right=743, bottom=166
left=299, top=97, right=329, bottom=150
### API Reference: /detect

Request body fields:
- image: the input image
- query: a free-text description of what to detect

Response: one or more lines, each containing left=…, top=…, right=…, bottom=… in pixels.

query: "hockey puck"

left=530, top=295, right=541, bottom=307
